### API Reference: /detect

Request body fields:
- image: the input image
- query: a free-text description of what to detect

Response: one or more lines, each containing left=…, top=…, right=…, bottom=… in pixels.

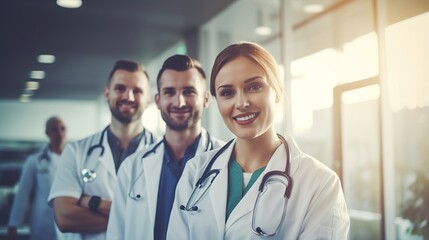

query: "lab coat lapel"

left=142, top=141, right=164, bottom=225
left=209, top=140, right=235, bottom=237
left=136, top=129, right=152, bottom=150
left=225, top=142, right=288, bottom=231
left=286, top=136, right=302, bottom=177
left=99, top=132, right=116, bottom=177
left=195, top=128, right=209, bottom=154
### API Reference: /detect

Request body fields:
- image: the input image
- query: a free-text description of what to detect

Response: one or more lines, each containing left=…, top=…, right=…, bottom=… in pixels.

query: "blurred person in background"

left=6, top=116, right=66, bottom=240
left=48, top=60, right=156, bottom=240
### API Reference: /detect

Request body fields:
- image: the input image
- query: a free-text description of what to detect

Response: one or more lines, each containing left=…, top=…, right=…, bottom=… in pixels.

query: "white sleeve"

left=298, top=172, right=350, bottom=239
left=48, top=143, right=83, bottom=203
left=8, top=155, right=37, bottom=226
left=106, top=158, right=131, bottom=240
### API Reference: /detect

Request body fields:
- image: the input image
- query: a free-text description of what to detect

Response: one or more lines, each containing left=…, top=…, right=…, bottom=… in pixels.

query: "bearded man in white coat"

left=106, top=54, right=224, bottom=240
left=48, top=60, right=156, bottom=240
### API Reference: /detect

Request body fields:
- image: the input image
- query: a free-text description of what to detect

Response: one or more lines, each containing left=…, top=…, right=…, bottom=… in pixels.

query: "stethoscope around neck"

left=36, top=146, right=52, bottom=173
left=80, top=127, right=109, bottom=183
left=180, top=134, right=293, bottom=237
left=128, top=131, right=214, bottom=201
left=80, top=126, right=155, bottom=184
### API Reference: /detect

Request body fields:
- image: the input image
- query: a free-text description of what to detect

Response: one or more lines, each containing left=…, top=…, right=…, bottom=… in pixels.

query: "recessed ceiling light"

left=19, top=94, right=30, bottom=102
left=303, top=3, right=325, bottom=14
left=57, top=0, right=82, bottom=8
left=29, top=70, right=45, bottom=79
left=38, top=54, right=56, bottom=64
left=26, top=81, right=40, bottom=90
left=255, top=26, right=272, bottom=36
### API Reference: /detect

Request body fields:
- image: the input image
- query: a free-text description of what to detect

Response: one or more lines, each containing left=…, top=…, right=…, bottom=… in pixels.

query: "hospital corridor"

left=0, top=0, right=428, bottom=239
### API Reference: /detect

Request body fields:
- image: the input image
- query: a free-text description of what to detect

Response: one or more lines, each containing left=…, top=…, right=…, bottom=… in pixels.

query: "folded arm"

left=53, top=196, right=111, bottom=233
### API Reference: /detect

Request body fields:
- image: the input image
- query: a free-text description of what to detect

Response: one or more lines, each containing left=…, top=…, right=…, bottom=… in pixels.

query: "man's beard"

left=160, top=107, right=201, bottom=131
left=110, top=100, right=141, bottom=124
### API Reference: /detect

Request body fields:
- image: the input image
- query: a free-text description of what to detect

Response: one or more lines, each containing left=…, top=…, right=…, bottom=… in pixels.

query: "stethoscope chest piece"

left=81, top=168, right=97, bottom=182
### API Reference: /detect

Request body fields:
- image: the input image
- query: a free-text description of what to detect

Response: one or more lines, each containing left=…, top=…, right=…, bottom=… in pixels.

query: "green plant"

left=402, top=171, right=429, bottom=238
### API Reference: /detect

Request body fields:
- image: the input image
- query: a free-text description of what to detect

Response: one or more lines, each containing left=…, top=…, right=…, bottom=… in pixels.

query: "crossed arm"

left=52, top=196, right=111, bottom=233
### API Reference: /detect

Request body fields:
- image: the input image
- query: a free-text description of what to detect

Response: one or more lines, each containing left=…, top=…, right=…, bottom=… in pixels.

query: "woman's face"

left=214, top=56, right=277, bottom=140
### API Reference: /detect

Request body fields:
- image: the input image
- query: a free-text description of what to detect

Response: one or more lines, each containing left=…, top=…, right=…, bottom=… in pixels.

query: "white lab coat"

left=9, top=146, right=60, bottom=240
left=167, top=136, right=350, bottom=240
left=48, top=128, right=155, bottom=240
left=106, top=129, right=224, bottom=240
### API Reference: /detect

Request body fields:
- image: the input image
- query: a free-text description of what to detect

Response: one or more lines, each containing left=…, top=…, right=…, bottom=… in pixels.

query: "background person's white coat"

left=8, top=147, right=59, bottom=240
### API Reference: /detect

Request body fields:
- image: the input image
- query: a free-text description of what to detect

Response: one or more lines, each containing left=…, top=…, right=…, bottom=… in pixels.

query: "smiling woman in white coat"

left=167, top=42, right=350, bottom=240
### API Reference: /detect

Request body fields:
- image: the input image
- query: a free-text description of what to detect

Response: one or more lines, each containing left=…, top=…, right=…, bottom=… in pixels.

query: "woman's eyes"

left=219, top=89, right=235, bottom=97
left=247, top=82, right=262, bottom=91
left=218, top=83, right=263, bottom=97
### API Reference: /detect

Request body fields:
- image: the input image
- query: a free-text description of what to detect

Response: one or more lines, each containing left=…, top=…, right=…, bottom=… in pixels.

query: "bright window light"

left=57, top=0, right=82, bottom=8
left=290, top=49, right=337, bottom=134
left=29, top=70, right=45, bottom=79
left=38, top=54, right=56, bottom=64
left=342, top=85, right=380, bottom=105
left=386, top=12, right=429, bottom=112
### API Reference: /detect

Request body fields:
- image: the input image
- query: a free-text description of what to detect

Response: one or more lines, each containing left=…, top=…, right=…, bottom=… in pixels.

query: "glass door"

left=333, top=78, right=384, bottom=239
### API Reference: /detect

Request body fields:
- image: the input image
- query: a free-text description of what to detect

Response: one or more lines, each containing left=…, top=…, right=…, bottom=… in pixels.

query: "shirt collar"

left=107, top=128, right=145, bottom=150
left=163, top=133, right=202, bottom=164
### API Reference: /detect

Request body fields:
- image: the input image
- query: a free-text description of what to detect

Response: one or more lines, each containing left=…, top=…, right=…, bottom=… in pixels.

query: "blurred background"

left=0, top=0, right=428, bottom=239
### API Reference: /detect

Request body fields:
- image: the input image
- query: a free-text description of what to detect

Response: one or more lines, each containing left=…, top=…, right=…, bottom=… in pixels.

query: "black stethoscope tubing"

left=85, top=126, right=155, bottom=158
left=141, top=131, right=214, bottom=160
left=38, top=146, right=51, bottom=162
left=128, top=131, right=214, bottom=200
left=86, top=126, right=109, bottom=157
left=184, top=134, right=293, bottom=210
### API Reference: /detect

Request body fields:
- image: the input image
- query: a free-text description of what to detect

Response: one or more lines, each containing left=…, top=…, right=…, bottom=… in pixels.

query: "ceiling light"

left=57, top=0, right=82, bottom=8
left=255, top=26, right=272, bottom=36
left=254, top=7, right=272, bottom=36
left=29, top=70, right=45, bottom=79
left=38, top=54, right=56, bottom=64
left=303, top=3, right=325, bottom=14
left=19, top=94, right=30, bottom=102
left=26, top=81, right=40, bottom=90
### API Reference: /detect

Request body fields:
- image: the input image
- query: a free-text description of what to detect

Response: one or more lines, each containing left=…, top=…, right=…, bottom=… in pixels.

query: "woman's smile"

left=233, top=112, right=259, bottom=125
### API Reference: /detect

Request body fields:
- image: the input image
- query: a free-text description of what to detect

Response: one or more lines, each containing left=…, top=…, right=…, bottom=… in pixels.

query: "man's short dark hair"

left=156, top=54, right=206, bottom=90
left=107, top=60, right=149, bottom=85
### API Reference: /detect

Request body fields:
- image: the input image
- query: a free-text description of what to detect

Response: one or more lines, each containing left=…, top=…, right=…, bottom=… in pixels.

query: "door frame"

left=333, top=77, right=385, bottom=239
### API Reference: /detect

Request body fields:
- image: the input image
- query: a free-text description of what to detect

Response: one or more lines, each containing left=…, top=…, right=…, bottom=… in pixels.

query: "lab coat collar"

left=140, top=132, right=213, bottom=226
left=142, top=139, right=165, bottom=225
left=99, top=130, right=116, bottom=177
left=98, top=128, right=154, bottom=178
left=209, top=138, right=236, bottom=236
left=211, top=135, right=303, bottom=233
left=38, top=145, right=50, bottom=162
left=195, top=128, right=213, bottom=153
left=225, top=141, right=287, bottom=230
